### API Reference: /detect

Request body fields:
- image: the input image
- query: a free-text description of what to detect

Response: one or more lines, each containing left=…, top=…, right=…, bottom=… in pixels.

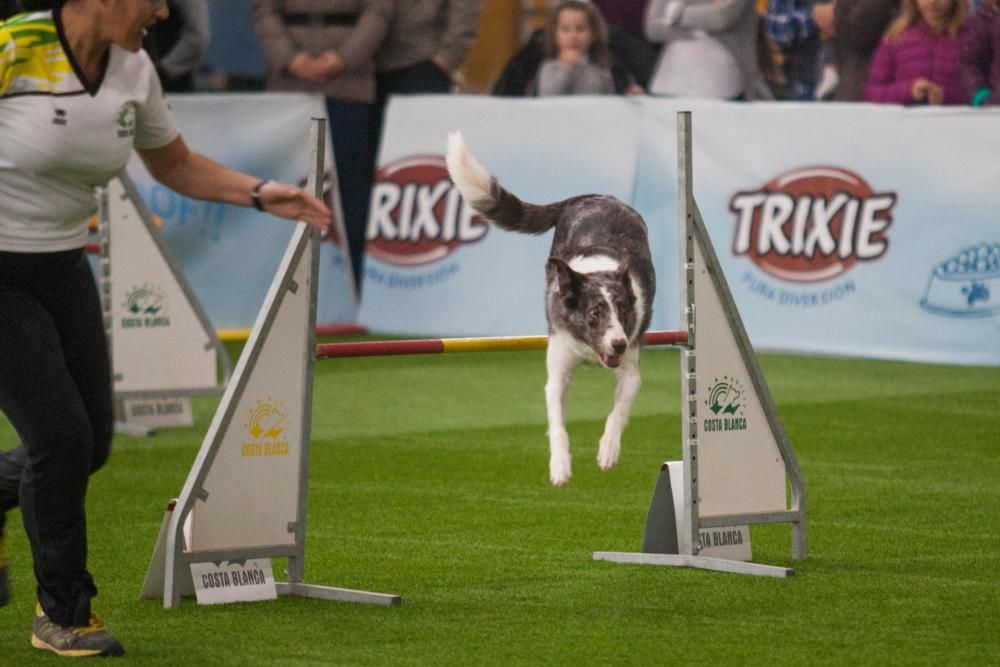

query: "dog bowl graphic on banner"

left=920, top=242, right=1000, bottom=318
left=366, top=155, right=489, bottom=267
left=729, top=166, right=896, bottom=283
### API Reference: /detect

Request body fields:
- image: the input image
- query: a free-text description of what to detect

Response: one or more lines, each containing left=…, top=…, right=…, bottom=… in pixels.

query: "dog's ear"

left=547, top=257, right=581, bottom=308
left=616, top=255, right=635, bottom=301
left=616, top=254, right=631, bottom=277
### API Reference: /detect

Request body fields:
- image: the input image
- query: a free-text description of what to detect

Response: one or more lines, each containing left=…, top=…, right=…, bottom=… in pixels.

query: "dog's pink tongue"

left=602, top=354, right=622, bottom=368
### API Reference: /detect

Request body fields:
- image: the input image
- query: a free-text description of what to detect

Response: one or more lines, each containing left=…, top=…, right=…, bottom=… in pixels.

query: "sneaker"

left=31, top=604, right=125, bottom=657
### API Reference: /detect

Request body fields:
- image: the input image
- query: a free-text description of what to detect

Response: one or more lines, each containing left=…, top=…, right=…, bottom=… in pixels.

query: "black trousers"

left=326, top=97, right=376, bottom=296
left=372, top=59, right=452, bottom=137
left=0, top=249, right=113, bottom=627
left=369, top=59, right=453, bottom=189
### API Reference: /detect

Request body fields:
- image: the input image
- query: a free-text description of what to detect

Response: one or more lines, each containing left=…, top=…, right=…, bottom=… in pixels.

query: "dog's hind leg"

left=545, top=334, right=580, bottom=486
left=598, top=348, right=641, bottom=471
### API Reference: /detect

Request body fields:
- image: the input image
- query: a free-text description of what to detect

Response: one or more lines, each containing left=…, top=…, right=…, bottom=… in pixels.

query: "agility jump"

left=315, top=330, right=689, bottom=359
left=145, top=112, right=807, bottom=609
left=96, top=175, right=232, bottom=435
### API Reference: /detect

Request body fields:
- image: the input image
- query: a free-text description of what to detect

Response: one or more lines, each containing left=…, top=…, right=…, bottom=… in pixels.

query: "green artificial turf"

left=1, top=341, right=998, bottom=664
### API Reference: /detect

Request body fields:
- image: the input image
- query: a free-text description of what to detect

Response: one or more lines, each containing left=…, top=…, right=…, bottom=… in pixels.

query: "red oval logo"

left=366, top=155, right=488, bottom=267
left=729, top=167, right=896, bottom=283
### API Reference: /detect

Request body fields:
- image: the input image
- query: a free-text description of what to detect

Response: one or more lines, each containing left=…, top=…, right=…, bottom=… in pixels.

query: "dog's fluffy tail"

left=446, top=131, right=559, bottom=235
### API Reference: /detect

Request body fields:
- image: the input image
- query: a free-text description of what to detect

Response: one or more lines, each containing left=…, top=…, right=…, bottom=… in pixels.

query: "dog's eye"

left=587, top=308, right=600, bottom=322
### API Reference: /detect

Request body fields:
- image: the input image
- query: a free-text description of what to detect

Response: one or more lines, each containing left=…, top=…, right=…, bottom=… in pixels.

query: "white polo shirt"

left=0, top=11, right=179, bottom=252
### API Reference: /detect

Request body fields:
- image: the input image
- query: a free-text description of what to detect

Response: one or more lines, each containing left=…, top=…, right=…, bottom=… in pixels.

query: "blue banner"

left=126, top=93, right=356, bottom=330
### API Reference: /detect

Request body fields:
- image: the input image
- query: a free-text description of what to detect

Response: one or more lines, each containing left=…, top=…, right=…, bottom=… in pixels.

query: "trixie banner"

left=363, top=97, right=999, bottom=366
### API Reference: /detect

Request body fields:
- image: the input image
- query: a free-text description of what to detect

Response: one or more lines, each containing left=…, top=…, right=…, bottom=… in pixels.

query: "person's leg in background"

left=367, top=59, right=454, bottom=232
left=326, top=97, right=376, bottom=298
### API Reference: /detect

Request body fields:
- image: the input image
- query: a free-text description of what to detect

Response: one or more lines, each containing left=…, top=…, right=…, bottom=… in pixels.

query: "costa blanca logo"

left=116, top=103, right=136, bottom=138
left=730, top=167, right=896, bottom=283
left=366, top=154, right=488, bottom=266
left=703, top=376, right=747, bottom=433
left=920, top=242, right=1000, bottom=318
left=121, top=283, right=169, bottom=329
left=242, top=398, right=290, bottom=457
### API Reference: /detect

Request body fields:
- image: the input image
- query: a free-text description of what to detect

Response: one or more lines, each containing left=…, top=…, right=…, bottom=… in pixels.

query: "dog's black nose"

left=612, top=339, right=627, bottom=355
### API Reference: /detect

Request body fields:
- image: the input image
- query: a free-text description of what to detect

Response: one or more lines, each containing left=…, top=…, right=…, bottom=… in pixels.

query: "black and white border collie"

left=446, top=132, right=656, bottom=486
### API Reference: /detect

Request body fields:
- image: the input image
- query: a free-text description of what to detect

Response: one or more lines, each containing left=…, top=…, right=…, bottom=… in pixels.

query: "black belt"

left=282, top=12, right=358, bottom=27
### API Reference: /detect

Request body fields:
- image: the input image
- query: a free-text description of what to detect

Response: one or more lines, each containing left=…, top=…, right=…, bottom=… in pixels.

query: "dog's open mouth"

left=600, top=353, right=622, bottom=368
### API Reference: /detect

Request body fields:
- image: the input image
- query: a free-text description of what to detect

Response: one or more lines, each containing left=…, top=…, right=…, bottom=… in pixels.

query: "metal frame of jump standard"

left=592, top=111, right=807, bottom=577
left=146, top=112, right=806, bottom=609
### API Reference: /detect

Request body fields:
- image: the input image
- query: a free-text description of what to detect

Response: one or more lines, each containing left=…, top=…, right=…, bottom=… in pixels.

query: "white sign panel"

left=666, top=462, right=752, bottom=561
left=120, top=397, right=193, bottom=429
left=187, top=227, right=314, bottom=552
left=105, top=178, right=219, bottom=394
left=190, top=559, right=277, bottom=605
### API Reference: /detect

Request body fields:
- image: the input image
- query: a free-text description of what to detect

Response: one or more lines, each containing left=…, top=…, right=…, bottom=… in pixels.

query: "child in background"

left=961, top=0, right=999, bottom=105
left=536, top=1, right=616, bottom=95
left=864, top=0, right=969, bottom=104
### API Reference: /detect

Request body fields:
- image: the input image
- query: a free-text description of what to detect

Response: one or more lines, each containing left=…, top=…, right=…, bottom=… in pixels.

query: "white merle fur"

left=446, top=132, right=656, bottom=486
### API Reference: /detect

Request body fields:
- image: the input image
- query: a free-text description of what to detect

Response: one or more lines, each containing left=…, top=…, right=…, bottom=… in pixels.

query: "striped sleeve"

left=0, top=21, right=15, bottom=96
left=0, top=13, right=75, bottom=97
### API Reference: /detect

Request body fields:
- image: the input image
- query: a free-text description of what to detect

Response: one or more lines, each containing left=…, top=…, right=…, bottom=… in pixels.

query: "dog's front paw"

left=550, top=450, right=572, bottom=486
left=597, top=432, right=621, bottom=471
left=549, top=435, right=572, bottom=486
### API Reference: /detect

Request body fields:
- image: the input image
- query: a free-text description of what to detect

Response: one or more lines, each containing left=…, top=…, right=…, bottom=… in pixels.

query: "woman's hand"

left=138, top=136, right=331, bottom=233
left=256, top=181, right=331, bottom=232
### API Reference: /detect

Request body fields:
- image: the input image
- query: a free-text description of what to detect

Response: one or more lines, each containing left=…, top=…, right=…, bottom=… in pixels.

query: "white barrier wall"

left=361, top=96, right=1000, bottom=366
left=123, top=93, right=999, bottom=366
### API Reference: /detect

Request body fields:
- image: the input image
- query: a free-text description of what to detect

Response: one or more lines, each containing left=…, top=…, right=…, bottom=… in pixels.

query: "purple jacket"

left=865, top=19, right=969, bottom=104
left=961, top=4, right=1000, bottom=104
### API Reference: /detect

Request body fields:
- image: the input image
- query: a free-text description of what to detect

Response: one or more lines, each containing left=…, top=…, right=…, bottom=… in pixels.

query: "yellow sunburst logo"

left=245, top=398, right=287, bottom=440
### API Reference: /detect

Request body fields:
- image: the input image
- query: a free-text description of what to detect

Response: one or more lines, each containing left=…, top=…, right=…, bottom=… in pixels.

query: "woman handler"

left=0, top=0, right=330, bottom=657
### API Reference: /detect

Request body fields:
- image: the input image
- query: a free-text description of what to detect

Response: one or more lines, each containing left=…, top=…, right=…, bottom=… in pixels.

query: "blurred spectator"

left=593, top=0, right=662, bottom=89
left=764, top=0, right=819, bottom=99
left=143, top=0, right=210, bottom=93
left=536, top=0, right=615, bottom=95
left=833, top=0, right=899, bottom=100
left=645, top=0, right=773, bottom=100
left=593, top=0, right=663, bottom=88
left=492, top=24, right=655, bottom=95
left=813, top=0, right=839, bottom=98
left=757, top=14, right=789, bottom=95
left=370, top=1, right=483, bottom=262
left=864, top=0, right=968, bottom=104
left=961, top=0, right=999, bottom=104
left=375, top=1, right=483, bottom=103
left=594, top=0, right=649, bottom=35
left=253, top=0, right=394, bottom=297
